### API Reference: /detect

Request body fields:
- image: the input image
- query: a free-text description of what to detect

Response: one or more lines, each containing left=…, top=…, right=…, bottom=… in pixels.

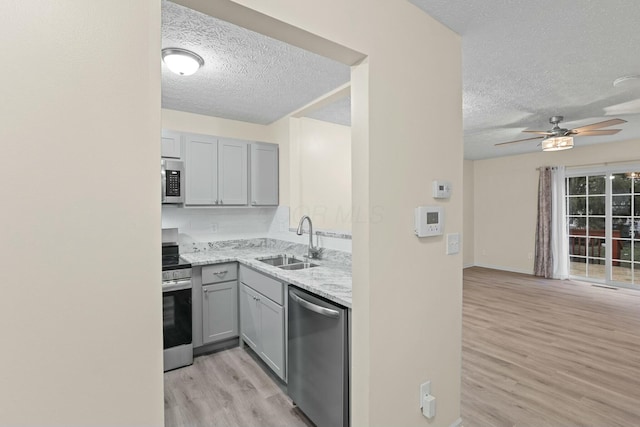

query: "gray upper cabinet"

left=185, top=133, right=218, bottom=205
left=250, top=143, right=279, bottom=206
left=181, top=131, right=277, bottom=207
left=161, top=129, right=182, bottom=159
left=184, top=134, right=249, bottom=206
left=218, top=139, right=248, bottom=206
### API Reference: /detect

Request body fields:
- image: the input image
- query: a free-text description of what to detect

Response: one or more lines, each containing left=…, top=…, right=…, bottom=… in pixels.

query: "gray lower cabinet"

left=192, top=263, right=239, bottom=349
left=202, top=281, right=238, bottom=344
left=239, top=267, right=285, bottom=381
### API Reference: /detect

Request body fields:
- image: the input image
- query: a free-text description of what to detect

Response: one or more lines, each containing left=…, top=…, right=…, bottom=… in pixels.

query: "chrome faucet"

left=296, top=215, right=323, bottom=259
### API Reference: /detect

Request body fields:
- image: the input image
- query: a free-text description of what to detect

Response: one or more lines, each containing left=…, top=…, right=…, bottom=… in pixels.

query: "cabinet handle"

left=214, top=200, right=219, bottom=205
left=220, top=200, right=224, bottom=205
left=213, top=270, right=228, bottom=275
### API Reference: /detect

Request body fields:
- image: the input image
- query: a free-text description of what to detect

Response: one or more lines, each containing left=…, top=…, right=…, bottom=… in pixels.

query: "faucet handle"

left=309, top=246, right=324, bottom=260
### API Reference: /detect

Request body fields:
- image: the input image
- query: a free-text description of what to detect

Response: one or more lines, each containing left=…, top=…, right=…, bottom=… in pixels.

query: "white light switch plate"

left=419, top=381, right=431, bottom=406
left=446, top=233, right=460, bottom=255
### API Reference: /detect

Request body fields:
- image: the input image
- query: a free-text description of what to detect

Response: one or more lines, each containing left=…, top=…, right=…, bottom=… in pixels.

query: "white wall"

left=473, top=138, right=640, bottom=274
left=463, top=159, right=475, bottom=267
left=0, top=1, right=163, bottom=425
left=162, top=108, right=278, bottom=142
left=209, top=1, right=464, bottom=425
left=290, top=117, right=352, bottom=231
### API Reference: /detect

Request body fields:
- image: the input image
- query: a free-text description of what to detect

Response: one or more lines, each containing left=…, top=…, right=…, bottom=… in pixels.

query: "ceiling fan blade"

left=522, top=130, right=554, bottom=135
left=572, top=129, right=623, bottom=136
left=495, top=136, right=544, bottom=146
left=571, top=118, right=627, bottom=133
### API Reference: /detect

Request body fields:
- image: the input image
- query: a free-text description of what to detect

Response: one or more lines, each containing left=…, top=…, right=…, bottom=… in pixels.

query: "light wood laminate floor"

left=166, top=268, right=640, bottom=426
left=463, top=267, right=640, bottom=427
left=164, top=346, right=313, bottom=427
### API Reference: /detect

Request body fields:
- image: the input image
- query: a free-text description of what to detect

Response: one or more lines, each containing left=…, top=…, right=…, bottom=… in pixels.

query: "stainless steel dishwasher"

left=288, top=286, right=349, bottom=427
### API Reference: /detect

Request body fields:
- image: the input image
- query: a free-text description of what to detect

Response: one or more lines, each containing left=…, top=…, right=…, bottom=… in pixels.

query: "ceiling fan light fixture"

left=542, top=136, right=574, bottom=152
left=162, top=48, right=204, bottom=76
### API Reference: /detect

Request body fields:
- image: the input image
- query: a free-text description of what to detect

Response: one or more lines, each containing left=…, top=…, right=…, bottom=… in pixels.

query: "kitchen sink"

left=257, top=255, right=318, bottom=270
left=258, top=254, right=305, bottom=267
left=279, top=262, right=318, bottom=270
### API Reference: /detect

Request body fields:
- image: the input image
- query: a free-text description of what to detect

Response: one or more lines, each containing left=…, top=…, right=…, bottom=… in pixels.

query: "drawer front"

left=202, top=262, right=238, bottom=284
left=239, top=266, right=283, bottom=305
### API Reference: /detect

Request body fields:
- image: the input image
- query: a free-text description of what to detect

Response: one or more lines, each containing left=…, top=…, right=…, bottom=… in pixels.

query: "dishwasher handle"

left=289, top=290, right=340, bottom=319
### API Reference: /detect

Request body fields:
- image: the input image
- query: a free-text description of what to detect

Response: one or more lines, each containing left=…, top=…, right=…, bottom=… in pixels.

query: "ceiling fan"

left=495, top=116, right=627, bottom=151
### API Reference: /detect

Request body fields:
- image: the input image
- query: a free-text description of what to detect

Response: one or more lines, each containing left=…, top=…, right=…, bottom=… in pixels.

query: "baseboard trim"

left=449, top=417, right=463, bottom=427
left=463, top=263, right=474, bottom=269
left=472, top=263, right=533, bottom=276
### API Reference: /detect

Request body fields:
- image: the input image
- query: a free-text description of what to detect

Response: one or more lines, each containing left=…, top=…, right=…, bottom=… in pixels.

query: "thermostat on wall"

left=415, top=206, right=443, bottom=237
left=432, top=180, right=452, bottom=199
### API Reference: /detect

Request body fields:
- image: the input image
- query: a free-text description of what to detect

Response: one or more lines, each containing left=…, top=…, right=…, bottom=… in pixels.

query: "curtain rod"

left=536, top=159, right=640, bottom=171
left=535, top=166, right=558, bottom=171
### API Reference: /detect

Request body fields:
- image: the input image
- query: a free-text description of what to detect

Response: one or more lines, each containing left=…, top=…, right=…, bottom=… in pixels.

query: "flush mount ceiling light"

left=541, top=136, right=574, bottom=152
left=162, top=48, right=204, bottom=76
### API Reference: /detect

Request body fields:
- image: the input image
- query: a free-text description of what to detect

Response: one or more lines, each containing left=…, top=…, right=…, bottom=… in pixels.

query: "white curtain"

left=551, top=166, right=569, bottom=279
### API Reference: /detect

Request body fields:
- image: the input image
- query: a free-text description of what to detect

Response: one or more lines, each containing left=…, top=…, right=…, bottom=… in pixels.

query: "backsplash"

left=161, top=206, right=279, bottom=242
left=163, top=205, right=352, bottom=253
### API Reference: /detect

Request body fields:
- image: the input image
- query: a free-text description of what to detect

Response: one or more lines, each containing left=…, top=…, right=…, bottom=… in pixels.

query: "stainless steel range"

left=162, top=242, right=193, bottom=371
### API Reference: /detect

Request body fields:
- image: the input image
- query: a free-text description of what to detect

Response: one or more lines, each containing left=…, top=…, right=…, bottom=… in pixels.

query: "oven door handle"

left=162, top=279, right=192, bottom=292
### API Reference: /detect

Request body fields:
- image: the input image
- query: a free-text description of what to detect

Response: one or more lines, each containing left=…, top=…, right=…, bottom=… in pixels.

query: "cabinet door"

left=218, top=139, right=248, bottom=205
left=184, top=134, right=218, bottom=205
left=250, top=143, right=279, bottom=206
left=202, top=282, right=238, bottom=345
left=239, top=283, right=260, bottom=351
left=161, top=129, right=182, bottom=159
left=259, top=295, right=285, bottom=380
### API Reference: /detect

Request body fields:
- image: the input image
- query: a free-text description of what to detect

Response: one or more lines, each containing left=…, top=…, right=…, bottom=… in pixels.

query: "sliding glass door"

left=566, top=168, right=640, bottom=288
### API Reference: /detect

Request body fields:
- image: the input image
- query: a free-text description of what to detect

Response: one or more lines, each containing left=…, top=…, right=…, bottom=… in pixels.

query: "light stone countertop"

left=181, top=246, right=352, bottom=308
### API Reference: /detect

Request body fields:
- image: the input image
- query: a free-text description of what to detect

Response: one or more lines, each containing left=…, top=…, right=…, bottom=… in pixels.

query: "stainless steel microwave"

left=161, top=159, right=184, bottom=204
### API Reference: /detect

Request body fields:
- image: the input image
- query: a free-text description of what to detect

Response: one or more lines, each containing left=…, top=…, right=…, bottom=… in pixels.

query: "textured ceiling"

left=305, top=96, right=352, bottom=127
left=411, top=0, right=640, bottom=159
left=161, top=0, right=350, bottom=125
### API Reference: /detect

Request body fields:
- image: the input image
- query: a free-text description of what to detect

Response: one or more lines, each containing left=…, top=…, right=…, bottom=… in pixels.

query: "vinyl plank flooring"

left=463, top=267, right=640, bottom=427
left=164, top=346, right=313, bottom=427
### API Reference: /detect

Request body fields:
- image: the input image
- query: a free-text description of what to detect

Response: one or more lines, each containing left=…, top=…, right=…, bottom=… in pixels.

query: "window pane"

left=568, top=197, right=586, bottom=215
left=587, top=238, right=606, bottom=258
left=588, top=176, right=605, bottom=194
left=589, top=217, right=605, bottom=230
left=612, top=173, right=632, bottom=194
left=588, top=196, right=605, bottom=215
left=570, top=257, right=585, bottom=277
left=613, top=262, right=633, bottom=284
left=635, top=195, right=640, bottom=216
left=568, top=217, right=586, bottom=233
left=613, top=195, right=631, bottom=216
left=569, top=236, right=587, bottom=255
left=634, top=176, right=640, bottom=193
left=587, top=258, right=605, bottom=280
left=613, top=218, right=632, bottom=238
left=613, top=239, right=631, bottom=261
left=568, top=177, right=586, bottom=195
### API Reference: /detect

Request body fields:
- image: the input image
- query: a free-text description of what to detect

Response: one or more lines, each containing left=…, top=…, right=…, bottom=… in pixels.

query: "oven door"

left=162, top=279, right=192, bottom=349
